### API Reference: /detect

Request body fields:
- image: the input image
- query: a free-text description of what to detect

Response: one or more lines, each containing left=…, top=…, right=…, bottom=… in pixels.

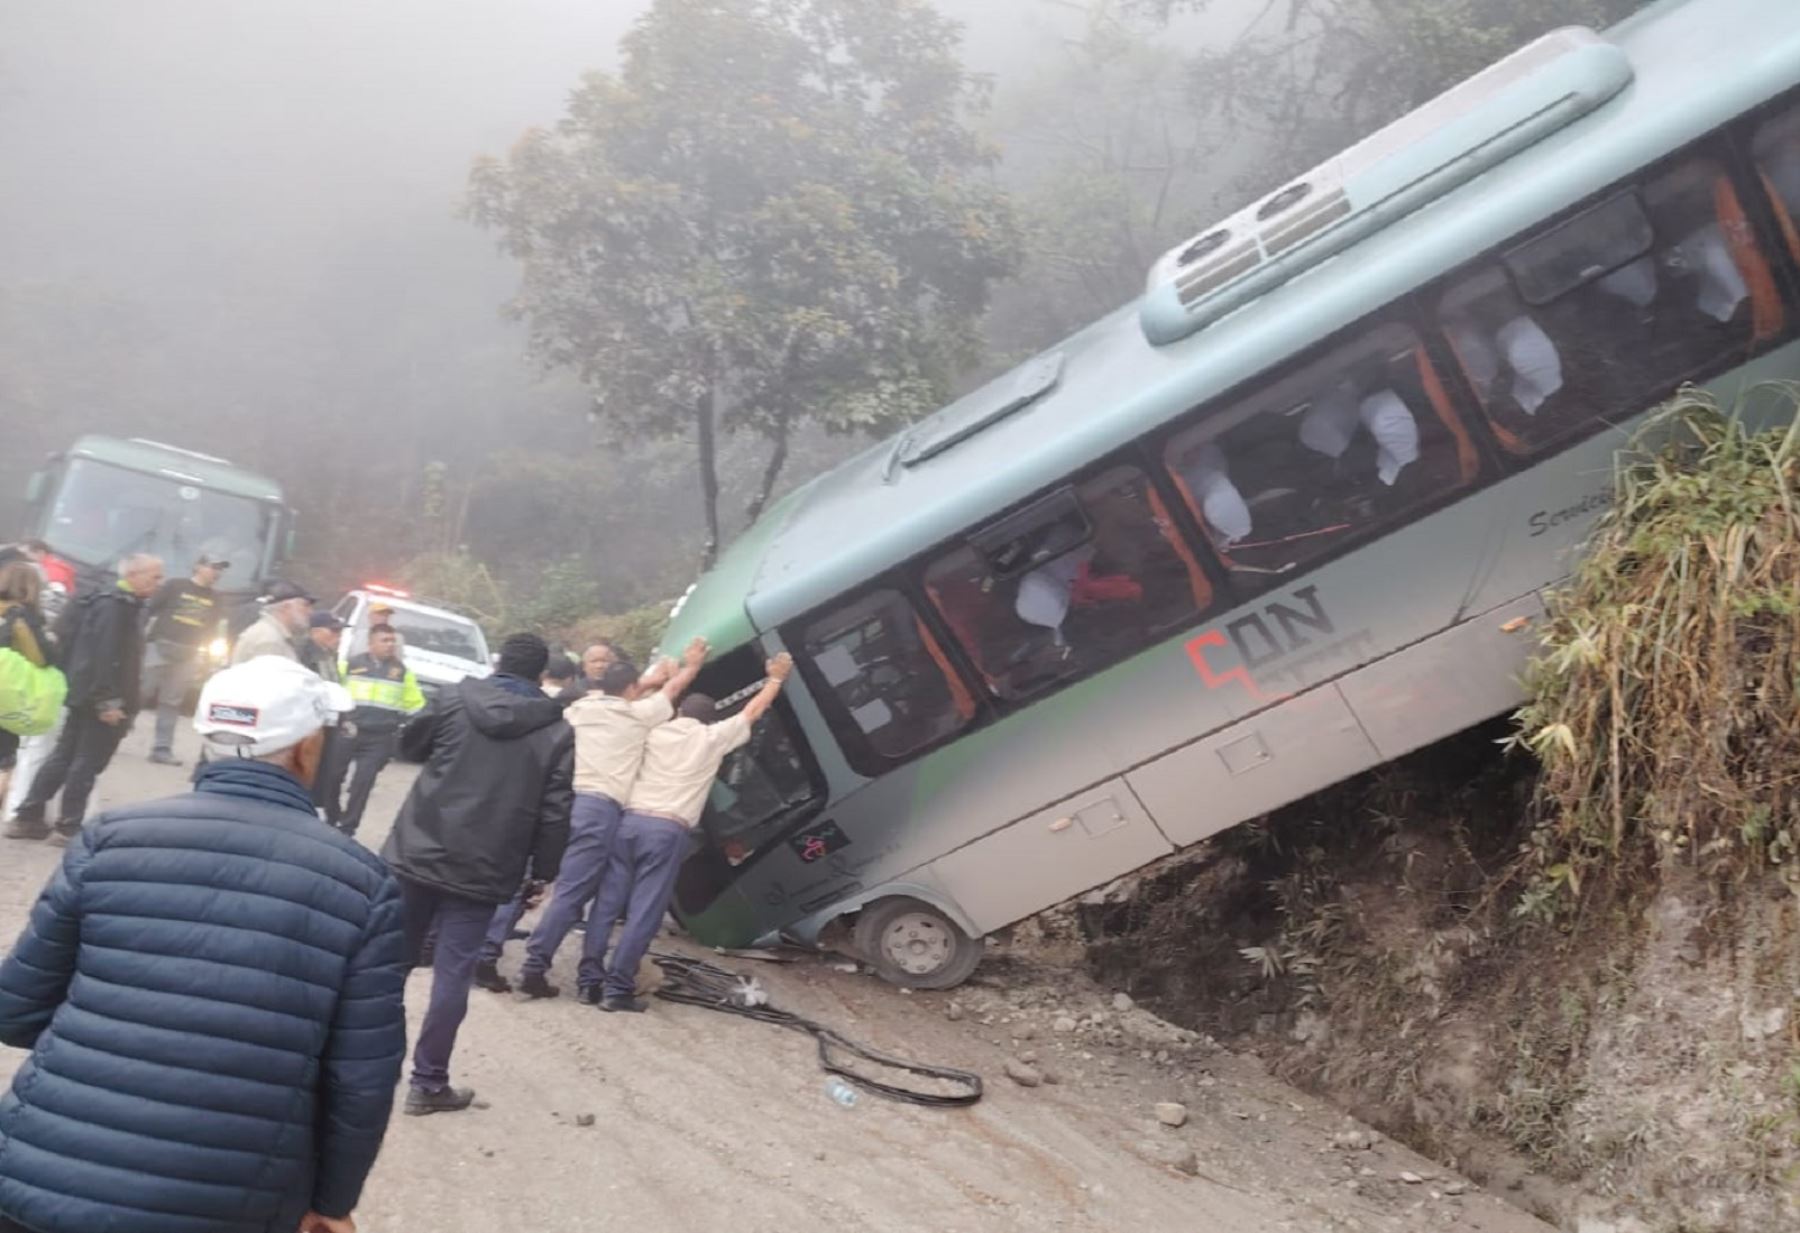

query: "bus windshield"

left=45, top=458, right=275, bottom=579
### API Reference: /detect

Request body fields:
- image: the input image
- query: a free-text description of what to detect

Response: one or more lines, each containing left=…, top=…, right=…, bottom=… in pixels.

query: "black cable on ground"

left=650, top=952, right=984, bottom=1109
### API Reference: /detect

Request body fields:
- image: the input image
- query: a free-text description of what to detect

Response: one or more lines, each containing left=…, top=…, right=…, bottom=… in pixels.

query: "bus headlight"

left=207, top=637, right=230, bottom=663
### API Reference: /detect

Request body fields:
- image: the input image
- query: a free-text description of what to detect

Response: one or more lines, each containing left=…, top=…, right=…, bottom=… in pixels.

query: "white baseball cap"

left=193, top=656, right=353, bottom=758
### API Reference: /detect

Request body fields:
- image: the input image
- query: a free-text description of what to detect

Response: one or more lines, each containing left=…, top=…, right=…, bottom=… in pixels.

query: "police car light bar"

left=363, top=583, right=411, bottom=598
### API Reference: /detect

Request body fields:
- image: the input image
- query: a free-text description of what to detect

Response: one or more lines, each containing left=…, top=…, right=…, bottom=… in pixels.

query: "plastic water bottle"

left=825, top=1079, right=859, bottom=1109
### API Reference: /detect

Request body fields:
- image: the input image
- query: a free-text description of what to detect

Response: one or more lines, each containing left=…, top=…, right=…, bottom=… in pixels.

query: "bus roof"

left=67, top=435, right=286, bottom=504
left=676, top=0, right=1800, bottom=646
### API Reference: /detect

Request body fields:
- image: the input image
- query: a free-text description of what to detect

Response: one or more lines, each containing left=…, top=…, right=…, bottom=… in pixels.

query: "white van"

left=330, top=586, right=491, bottom=698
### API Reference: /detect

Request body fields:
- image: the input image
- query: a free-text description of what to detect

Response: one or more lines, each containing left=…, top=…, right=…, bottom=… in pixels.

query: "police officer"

left=317, top=623, right=423, bottom=837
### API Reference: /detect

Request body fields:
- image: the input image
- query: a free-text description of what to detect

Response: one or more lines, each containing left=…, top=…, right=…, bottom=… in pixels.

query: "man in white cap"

left=0, top=656, right=407, bottom=1233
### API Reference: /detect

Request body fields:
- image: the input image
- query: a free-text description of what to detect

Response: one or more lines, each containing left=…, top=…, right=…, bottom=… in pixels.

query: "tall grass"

left=1511, top=385, right=1800, bottom=917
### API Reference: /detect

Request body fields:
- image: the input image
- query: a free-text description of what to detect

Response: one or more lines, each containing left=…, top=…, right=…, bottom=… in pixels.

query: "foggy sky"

left=0, top=0, right=1251, bottom=578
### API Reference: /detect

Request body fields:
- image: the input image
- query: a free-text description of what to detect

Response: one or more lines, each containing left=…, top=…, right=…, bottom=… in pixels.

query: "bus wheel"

left=854, top=897, right=983, bottom=991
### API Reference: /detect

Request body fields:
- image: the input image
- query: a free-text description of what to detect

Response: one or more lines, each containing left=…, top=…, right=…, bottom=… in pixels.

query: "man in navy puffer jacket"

left=0, top=656, right=408, bottom=1233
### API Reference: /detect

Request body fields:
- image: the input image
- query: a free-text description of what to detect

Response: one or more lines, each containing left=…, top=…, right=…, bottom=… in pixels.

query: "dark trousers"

left=16, top=708, right=128, bottom=827
left=399, top=877, right=495, bottom=1093
left=141, top=643, right=199, bottom=758
left=423, top=890, right=525, bottom=966
left=310, top=726, right=343, bottom=816
left=583, top=812, right=691, bottom=1000
left=479, top=893, right=528, bottom=966
left=319, top=725, right=397, bottom=836
left=529, top=792, right=624, bottom=984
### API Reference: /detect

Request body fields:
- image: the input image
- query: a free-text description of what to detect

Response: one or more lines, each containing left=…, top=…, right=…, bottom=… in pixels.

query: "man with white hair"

left=5, top=553, right=163, bottom=844
left=231, top=579, right=314, bottom=664
left=0, top=656, right=407, bottom=1233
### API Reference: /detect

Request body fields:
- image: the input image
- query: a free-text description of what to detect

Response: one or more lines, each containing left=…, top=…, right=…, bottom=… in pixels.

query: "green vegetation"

left=465, top=0, right=1024, bottom=565
left=1512, top=387, right=1800, bottom=917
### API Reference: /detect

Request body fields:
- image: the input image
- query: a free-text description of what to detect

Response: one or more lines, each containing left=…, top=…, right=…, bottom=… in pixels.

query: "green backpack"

left=0, top=649, right=67, bottom=736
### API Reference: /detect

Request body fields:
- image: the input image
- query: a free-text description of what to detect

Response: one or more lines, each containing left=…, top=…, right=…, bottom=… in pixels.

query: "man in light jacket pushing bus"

left=582, top=652, right=792, bottom=1013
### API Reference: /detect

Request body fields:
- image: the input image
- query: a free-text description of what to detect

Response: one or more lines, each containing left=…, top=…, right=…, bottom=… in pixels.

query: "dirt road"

left=0, top=723, right=1559, bottom=1233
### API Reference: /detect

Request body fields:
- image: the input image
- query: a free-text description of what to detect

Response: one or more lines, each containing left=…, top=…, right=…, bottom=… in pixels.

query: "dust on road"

left=0, top=724, right=1557, bottom=1233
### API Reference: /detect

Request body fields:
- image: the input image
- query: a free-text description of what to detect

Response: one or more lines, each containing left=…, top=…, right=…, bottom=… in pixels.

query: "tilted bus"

left=657, top=0, right=1800, bottom=988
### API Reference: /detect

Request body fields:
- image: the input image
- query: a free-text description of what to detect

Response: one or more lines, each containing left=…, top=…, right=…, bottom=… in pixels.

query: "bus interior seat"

left=1175, top=441, right=1253, bottom=547
left=1669, top=222, right=1750, bottom=323
left=1443, top=265, right=1569, bottom=418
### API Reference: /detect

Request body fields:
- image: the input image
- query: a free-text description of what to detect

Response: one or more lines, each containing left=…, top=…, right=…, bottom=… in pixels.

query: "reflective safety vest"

left=342, top=653, right=425, bottom=730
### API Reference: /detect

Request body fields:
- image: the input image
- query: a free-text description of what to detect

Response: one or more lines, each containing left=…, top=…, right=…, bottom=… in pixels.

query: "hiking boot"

left=598, top=995, right=648, bottom=1014
left=404, top=1085, right=477, bottom=1117
left=577, top=984, right=602, bottom=1006
left=516, top=972, right=560, bottom=1000
left=148, top=751, right=182, bottom=767
left=45, top=821, right=81, bottom=847
left=4, top=813, right=49, bottom=841
left=472, top=961, right=511, bottom=994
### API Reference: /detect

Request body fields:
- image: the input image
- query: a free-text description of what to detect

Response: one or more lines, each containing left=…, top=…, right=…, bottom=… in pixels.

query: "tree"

left=1132, top=0, right=1652, bottom=198
left=982, top=1, right=1224, bottom=354
left=466, top=0, right=1025, bottom=565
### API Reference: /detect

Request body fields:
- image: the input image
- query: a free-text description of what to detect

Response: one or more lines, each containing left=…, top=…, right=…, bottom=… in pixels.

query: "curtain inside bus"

left=1753, top=102, right=1800, bottom=262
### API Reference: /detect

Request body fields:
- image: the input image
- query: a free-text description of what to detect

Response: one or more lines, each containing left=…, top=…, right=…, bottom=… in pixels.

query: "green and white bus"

left=660, top=0, right=1800, bottom=988
left=18, top=435, right=294, bottom=616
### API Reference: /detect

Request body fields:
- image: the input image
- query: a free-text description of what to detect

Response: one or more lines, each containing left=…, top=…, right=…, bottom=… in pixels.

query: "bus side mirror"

left=24, top=472, right=44, bottom=504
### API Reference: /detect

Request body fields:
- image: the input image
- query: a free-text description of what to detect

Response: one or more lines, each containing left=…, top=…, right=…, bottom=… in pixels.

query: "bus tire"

left=853, top=897, right=983, bottom=991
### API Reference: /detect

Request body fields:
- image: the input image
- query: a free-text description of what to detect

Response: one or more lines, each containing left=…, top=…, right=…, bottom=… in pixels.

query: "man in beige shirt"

left=584, top=652, right=793, bottom=1013
left=231, top=581, right=313, bottom=665
left=516, top=638, right=708, bottom=1001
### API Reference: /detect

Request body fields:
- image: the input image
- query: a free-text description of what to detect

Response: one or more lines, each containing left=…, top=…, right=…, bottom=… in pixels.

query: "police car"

left=328, top=584, right=491, bottom=698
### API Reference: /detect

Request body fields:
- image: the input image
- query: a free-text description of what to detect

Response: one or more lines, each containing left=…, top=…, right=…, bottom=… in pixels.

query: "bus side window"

left=923, top=465, right=1208, bottom=702
left=800, top=588, right=971, bottom=765
left=1163, top=323, right=1476, bottom=582
left=1752, top=104, right=1800, bottom=262
left=1442, top=155, right=1784, bottom=455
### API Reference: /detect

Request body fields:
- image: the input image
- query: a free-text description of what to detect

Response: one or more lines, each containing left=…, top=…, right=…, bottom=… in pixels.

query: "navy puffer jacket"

left=0, top=761, right=407, bottom=1233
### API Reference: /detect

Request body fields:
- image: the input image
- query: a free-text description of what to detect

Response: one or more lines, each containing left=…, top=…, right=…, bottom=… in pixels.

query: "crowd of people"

left=0, top=541, right=794, bottom=1233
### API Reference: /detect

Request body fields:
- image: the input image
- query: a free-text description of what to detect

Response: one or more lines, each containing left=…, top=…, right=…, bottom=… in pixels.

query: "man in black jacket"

left=383, top=632, right=573, bottom=1115
left=140, top=549, right=227, bottom=765
left=5, top=553, right=163, bottom=843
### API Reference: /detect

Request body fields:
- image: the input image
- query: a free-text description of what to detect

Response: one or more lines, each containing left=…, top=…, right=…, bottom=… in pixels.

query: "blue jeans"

left=479, top=892, right=527, bottom=965
left=582, top=812, right=691, bottom=1000
left=399, top=878, right=494, bottom=1093
left=525, top=792, right=623, bottom=982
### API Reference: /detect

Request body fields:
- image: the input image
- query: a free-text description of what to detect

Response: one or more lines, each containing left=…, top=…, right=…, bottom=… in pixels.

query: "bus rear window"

left=1163, top=324, right=1478, bottom=583
left=799, top=588, right=974, bottom=767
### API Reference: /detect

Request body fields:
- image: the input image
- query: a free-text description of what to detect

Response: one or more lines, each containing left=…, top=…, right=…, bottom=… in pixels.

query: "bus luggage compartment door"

left=1334, top=594, right=1544, bottom=762
left=927, top=780, right=1174, bottom=937
left=1125, top=686, right=1380, bottom=848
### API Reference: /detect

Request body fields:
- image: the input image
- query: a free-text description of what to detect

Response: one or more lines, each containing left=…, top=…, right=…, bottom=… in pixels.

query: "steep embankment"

left=1040, top=395, right=1800, bottom=1232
